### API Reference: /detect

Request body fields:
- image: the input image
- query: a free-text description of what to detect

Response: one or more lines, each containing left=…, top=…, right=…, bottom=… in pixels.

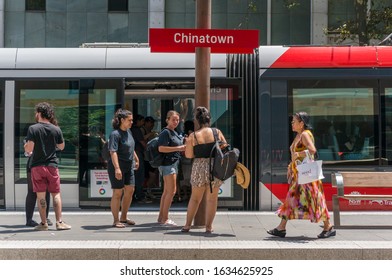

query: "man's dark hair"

left=35, top=102, right=58, bottom=125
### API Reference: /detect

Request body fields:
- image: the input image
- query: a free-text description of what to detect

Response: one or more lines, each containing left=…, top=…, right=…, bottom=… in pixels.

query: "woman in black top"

left=107, top=109, right=139, bottom=228
left=181, top=107, right=227, bottom=233
left=157, top=110, right=186, bottom=226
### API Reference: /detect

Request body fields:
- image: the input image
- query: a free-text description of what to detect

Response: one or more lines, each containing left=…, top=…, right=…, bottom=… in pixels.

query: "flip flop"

left=112, top=222, right=126, bottom=228
left=120, top=219, right=136, bottom=226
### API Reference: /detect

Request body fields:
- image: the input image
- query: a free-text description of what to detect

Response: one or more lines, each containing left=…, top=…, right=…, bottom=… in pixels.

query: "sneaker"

left=162, top=219, right=177, bottom=226
left=34, top=222, right=49, bottom=231
left=26, top=220, right=39, bottom=227
left=137, top=198, right=153, bottom=204
left=56, top=221, right=71, bottom=230
left=46, top=218, right=53, bottom=226
left=146, top=190, right=156, bottom=199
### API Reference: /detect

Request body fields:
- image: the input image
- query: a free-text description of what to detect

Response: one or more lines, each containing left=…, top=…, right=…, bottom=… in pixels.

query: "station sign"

left=149, top=28, right=259, bottom=54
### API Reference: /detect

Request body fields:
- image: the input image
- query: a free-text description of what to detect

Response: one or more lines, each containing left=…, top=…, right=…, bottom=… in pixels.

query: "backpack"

left=145, top=128, right=168, bottom=168
left=101, top=139, right=110, bottom=161
left=209, top=128, right=240, bottom=192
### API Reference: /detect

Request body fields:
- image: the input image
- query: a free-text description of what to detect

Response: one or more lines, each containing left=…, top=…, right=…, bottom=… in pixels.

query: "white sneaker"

left=162, top=219, right=177, bottom=226
left=34, top=222, right=48, bottom=231
left=56, top=221, right=71, bottom=230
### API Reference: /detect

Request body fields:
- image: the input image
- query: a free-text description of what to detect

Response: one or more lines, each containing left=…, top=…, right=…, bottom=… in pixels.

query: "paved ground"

left=1, top=210, right=392, bottom=259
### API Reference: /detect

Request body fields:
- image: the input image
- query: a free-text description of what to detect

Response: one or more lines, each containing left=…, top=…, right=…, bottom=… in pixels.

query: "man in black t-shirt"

left=24, top=102, right=71, bottom=231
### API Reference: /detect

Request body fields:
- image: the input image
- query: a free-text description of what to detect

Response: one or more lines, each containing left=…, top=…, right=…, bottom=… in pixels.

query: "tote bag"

left=296, top=150, right=324, bottom=184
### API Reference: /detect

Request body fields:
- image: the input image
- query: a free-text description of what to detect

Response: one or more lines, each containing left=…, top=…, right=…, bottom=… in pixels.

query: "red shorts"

left=31, top=166, right=61, bottom=193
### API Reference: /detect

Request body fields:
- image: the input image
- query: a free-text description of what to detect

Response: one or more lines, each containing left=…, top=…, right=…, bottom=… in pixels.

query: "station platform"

left=1, top=211, right=392, bottom=260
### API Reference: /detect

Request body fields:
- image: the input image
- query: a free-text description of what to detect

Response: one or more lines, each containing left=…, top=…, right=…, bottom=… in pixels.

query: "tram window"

left=16, top=85, right=80, bottom=183
left=15, top=80, right=121, bottom=185
left=108, top=0, right=128, bottom=12
left=291, top=87, right=376, bottom=163
left=26, top=0, right=45, bottom=11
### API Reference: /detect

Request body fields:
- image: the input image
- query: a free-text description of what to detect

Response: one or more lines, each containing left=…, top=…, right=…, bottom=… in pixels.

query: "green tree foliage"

left=327, top=0, right=392, bottom=46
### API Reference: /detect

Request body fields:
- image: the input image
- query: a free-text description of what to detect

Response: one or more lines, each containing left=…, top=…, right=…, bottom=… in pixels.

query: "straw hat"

left=234, top=162, right=250, bottom=189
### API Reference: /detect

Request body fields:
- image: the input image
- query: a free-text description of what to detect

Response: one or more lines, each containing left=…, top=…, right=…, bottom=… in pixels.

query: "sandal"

left=112, top=222, right=125, bottom=228
left=267, top=228, right=286, bottom=238
left=181, top=227, right=190, bottom=233
left=120, top=219, right=136, bottom=226
left=317, top=226, right=336, bottom=239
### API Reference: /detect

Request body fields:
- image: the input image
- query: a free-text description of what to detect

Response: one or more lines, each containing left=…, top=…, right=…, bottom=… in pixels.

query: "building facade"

left=2, top=0, right=392, bottom=211
left=1, top=0, right=327, bottom=48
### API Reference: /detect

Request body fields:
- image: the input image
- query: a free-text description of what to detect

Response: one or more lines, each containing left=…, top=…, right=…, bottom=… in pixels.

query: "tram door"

left=123, top=78, right=243, bottom=209
left=124, top=85, right=195, bottom=207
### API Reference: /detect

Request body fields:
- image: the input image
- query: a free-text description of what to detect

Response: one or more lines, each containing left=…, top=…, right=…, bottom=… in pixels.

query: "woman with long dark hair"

left=181, top=106, right=227, bottom=233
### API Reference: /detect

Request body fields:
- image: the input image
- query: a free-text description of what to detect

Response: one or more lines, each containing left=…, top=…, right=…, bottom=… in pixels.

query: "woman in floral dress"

left=267, top=112, right=336, bottom=238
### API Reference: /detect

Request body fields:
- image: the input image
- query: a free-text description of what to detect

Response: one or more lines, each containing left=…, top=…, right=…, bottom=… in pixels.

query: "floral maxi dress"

left=276, top=130, right=330, bottom=223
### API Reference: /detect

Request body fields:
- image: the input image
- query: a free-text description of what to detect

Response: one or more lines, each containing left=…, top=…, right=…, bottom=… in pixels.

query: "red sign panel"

left=149, top=28, right=259, bottom=54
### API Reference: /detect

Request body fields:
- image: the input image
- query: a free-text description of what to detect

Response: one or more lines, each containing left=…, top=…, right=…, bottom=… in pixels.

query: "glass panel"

left=87, top=0, right=106, bottom=12
left=47, top=0, right=66, bottom=12
left=78, top=80, right=121, bottom=203
left=66, top=12, right=87, bottom=47
left=108, top=13, right=129, bottom=42
left=87, top=13, right=108, bottom=42
left=108, top=0, right=128, bottom=12
left=209, top=84, right=240, bottom=198
left=328, top=0, right=356, bottom=29
left=271, top=0, right=310, bottom=45
left=79, top=89, right=116, bottom=190
left=26, top=0, right=46, bottom=11
left=16, top=82, right=79, bottom=183
left=25, top=11, right=45, bottom=47
left=4, top=12, right=25, bottom=47
left=46, top=12, right=67, bottom=47
left=5, top=0, right=25, bottom=11
left=67, top=0, right=88, bottom=12
left=291, top=83, right=377, bottom=163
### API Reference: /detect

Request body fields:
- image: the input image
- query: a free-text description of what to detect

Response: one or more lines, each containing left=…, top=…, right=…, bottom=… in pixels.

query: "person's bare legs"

left=183, top=186, right=205, bottom=229
left=205, top=186, right=219, bottom=232
left=51, top=192, right=63, bottom=222
left=120, top=185, right=135, bottom=222
left=36, top=191, right=48, bottom=224
left=158, top=174, right=177, bottom=223
left=323, top=219, right=333, bottom=230
left=111, top=189, right=123, bottom=226
left=276, top=219, right=287, bottom=231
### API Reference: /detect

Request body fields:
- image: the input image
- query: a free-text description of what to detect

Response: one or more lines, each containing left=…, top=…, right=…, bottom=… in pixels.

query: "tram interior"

left=293, top=87, right=380, bottom=164
left=122, top=81, right=196, bottom=207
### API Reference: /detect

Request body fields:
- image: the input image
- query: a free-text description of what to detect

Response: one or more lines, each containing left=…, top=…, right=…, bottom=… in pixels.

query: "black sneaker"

left=26, top=220, right=39, bottom=227
left=46, top=218, right=53, bottom=226
left=137, top=198, right=153, bottom=204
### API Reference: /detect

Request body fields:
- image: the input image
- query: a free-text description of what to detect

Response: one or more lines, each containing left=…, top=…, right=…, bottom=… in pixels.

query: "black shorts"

left=108, top=159, right=135, bottom=189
